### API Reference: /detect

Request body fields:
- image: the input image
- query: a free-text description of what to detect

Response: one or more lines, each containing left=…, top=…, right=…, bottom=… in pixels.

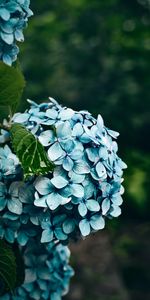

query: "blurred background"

left=20, top=0, right=150, bottom=299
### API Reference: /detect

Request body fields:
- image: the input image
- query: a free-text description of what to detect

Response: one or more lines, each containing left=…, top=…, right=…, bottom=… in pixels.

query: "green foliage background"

left=18, top=0, right=150, bottom=299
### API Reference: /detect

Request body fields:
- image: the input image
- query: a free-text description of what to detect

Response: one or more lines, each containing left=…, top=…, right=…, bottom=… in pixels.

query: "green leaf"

left=0, top=62, right=25, bottom=121
left=0, top=240, right=17, bottom=295
left=10, top=123, right=55, bottom=179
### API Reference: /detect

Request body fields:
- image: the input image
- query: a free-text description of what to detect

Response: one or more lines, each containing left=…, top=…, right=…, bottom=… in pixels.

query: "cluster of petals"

left=0, top=98, right=127, bottom=299
left=1, top=240, right=74, bottom=300
left=0, top=0, right=33, bottom=65
left=11, top=98, right=127, bottom=241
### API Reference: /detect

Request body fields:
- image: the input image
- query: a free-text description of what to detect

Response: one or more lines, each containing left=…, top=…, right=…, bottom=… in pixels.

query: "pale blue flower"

left=46, top=122, right=73, bottom=162
left=34, top=176, right=71, bottom=210
left=45, top=105, right=74, bottom=126
left=0, top=145, right=20, bottom=178
left=0, top=217, right=19, bottom=243
left=60, top=140, right=83, bottom=171
left=40, top=215, right=67, bottom=243
left=72, top=183, right=100, bottom=217
left=79, top=214, right=105, bottom=237
left=72, top=122, right=91, bottom=144
left=100, top=181, right=124, bottom=217
left=16, top=224, right=37, bottom=246
left=0, top=181, right=23, bottom=215
left=0, top=0, right=33, bottom=65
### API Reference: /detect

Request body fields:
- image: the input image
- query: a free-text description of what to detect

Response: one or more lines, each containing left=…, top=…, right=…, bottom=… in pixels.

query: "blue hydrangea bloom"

left=0, top=0, right=33, bottom=65
left=11, top=97, right=127, bottom=243
left=1, top=240, right=74, bottom=300
left=0, top=97, right=127, bottom=299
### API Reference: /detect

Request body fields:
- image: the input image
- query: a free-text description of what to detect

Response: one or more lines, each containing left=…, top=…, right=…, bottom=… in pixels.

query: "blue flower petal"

left=54, top=227, right=68, bottom=241
left=57, top=122, right=72, bottom=139
left=72, top=123, right=84, bottom=136
left=59, top=108, right=74, bottom=120
left=69, top=172, right=85, bottom=184
left=83, top=126, right=98, bottom=144
left=99, top=147, right=108, bottom=160
left=19, top=184, right=34, bottom=204
left=101, top=198, right=110, bottom=214
left=71, top=149, right=83, bottom=160
left=46, top=193, right=62, bottom=210
left=60, top=195, right=71, bottom=205
left=86, top=200, right=100, bottom=212
left=84, top=182, right=95, bottom=199
left=90, top=215, right=105, bottom=230
left=63, top=156, right=74, bottom=171
left=41, top=221, right=51, bottom=230
left=0, top=8, right=10, bottom=21
left=106, top=127, right=119, bottom=139
left=48, top=142, right=65, bottom=161
left=9, top=181, right=20, bottom=198
left=13, top=113, right=29, bottom=123
left=0, top=182, right=7, bottom=197
left=30, top=289, right=41, bottom=299
left=39, top=130, right=55, bottom=146
left=5, top=229, right=15, bottom=243
left=3, top=212, right=18, bottom=220
left=111, top=194, right=123, bottom=206
left=110, top=205, right=121, bottom=217
left=61, top=140, right=75, bottom=153
left=41, top=229, right=53, bottom=243
left=97, top=114, right=104, bottom=132
left=73, top=161, right=90, bottom=174
left=17, top=231, right=28, bottom=246
left=63, top=219, right=75, bottom=234
left=117, top=158, right=127, bottom=169
left=51, top=176, right=68, bottom=189
left=79, top=219, right=90, bottom=236
left=47, top=192, right=70, bottom=210
left=96, top=162, right=106, bottom=178
left=51, top=292, right=61, bottom=300
left=53, top=214, right=66, bottom=225
left=79, top=133, right=91, bottom=143
left=7, top=198, right=22, bottom=215
left=100, top=182, right=111, bottom=197
left=59, top=185, right=72, bottom=198
left=38, top=268, right=51, bottom=280
left=34, top=177, right=52, bottom=195
left=86, top=148, right=99, bottom=162
left=78, top=203, right=87, bottom=217
left=38, top=280, right=47, bottom=290
left=45, top=108, right=58, bottom=119
left=34, top=194, right=47, bottom=208
left=25, top=269, right=37, bottom=283
left=0, top=197, right=6, bottom=211
left=71, top=183, right=84, bottom=198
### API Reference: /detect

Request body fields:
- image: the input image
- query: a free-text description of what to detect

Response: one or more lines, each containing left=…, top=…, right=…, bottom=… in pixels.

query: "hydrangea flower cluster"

left=0, top=98, right=126, bottom=299
left=0, top=0, right=33, bottom=65
left=1, top=240, right=74, bottom=300
left=12, top=98, right=126, bottom=241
